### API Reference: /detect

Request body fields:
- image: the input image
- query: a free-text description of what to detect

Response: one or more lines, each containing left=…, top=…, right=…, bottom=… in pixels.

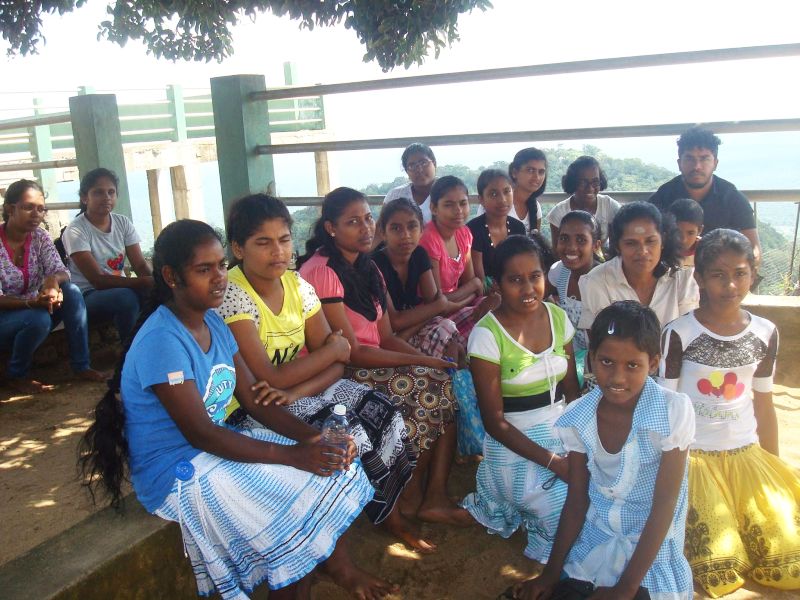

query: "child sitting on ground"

left=520, top=301, right=695, bottom=600
left=658, top=229, right=800, bottom=597
left=461, top=235, right=579, bottom=561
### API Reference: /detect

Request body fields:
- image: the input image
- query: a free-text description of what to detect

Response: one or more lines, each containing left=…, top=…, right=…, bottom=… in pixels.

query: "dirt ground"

left=2, top=368, right=799, bottom=599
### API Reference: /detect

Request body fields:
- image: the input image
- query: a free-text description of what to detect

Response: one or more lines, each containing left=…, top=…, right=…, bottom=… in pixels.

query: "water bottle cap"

left=332, top=404, right=346, bottom=416
left=175, top=460, right=195, bottom=482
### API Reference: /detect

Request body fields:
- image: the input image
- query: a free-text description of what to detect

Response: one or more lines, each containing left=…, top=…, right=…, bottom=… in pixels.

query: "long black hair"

left=296, top=187, right=385, bottom=321
left=608, top=201, right=682, bottom=277
left=509, top=147, right=548, bottom=230
left=78, top=219, right=221, bottom=508
left=78, top=168, right=119, bottom=215
left=226, top=193, right=293, bottom=267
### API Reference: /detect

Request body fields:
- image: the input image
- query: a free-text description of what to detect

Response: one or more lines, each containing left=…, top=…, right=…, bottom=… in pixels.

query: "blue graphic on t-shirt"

left=202, top=363, right=236, bottom=424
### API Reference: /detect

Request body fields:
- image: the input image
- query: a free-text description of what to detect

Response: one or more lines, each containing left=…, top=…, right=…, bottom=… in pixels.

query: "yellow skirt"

left=685, top=443, right=800, bottom=597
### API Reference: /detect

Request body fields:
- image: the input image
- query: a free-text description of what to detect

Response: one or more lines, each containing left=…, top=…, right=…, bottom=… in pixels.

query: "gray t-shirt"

left=63, top=213, right=141, bottom=292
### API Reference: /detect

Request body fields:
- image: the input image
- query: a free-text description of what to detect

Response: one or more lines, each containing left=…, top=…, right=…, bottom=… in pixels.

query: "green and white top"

left=467, top=302, right=574, bottom=412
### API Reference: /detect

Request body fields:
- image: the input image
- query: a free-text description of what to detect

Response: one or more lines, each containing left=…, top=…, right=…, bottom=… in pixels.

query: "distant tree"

left=1, top=0, right=492, bottom=71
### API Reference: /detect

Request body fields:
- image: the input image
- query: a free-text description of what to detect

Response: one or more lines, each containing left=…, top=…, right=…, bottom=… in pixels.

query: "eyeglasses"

left=406, top=159, right=433, bottom=172
left=576, top=178, right=601, bottom=189
left=17, top=204, right=48, bottom=215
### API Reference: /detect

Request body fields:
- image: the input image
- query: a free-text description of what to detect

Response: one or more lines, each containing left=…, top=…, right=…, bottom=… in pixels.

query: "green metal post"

left=210, top=75, right=274, bottom=221
left=167, top=84, right=187, bottom=142
left=30, top=98, right=58, bottom=202
left=68, top=94, right=131, bottom=218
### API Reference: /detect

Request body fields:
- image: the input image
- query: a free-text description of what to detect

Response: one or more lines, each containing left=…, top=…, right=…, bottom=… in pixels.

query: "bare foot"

left=7, top=377, right=56, bottom=395
left=329, top=563, right=399, bottom=600
left=75, top=369, right=110, bottom=383
left=417, top=498, right=477, bottom=526
left=382, top=509, right=437, bottom=554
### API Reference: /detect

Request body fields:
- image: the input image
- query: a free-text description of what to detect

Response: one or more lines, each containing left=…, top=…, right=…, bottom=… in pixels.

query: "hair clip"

left=607, top=321, right=616, bottom=335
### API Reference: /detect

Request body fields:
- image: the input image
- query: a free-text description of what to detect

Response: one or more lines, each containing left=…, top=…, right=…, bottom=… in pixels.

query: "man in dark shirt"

left=649, top=127, right=761, bottom=266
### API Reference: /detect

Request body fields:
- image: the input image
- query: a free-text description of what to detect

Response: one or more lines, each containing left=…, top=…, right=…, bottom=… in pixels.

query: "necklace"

left=485, top=218, right=511, bottom=248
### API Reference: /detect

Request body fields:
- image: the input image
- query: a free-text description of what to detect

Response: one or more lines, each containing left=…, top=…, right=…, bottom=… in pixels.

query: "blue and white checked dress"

left=554, top=378, right=695, bottom=600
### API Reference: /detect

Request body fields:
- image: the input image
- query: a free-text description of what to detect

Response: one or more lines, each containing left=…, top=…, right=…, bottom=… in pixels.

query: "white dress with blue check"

left=554, top=378, right=695, bottom=600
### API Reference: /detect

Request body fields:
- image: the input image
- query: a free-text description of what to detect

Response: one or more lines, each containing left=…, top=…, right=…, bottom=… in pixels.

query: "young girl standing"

left=418, top=175, right=492, bottom=337
left=372, top=198, right=468, bottom=363
left=520, top=301, right=695, bottom=600
left=79, top=220, right=378, bottom=600
left=468, top=169, right=526, bottom=287
left=548, top=210, right=602, bottom=387
left=63, top=168, right=153, bottom=344
left=547, top=156, right=620, bottom=251
left=461, top=235, right=580, bottom=562
left=658, top=229, right=800, bottom=597
left=508, top=148, right=548, bottom=234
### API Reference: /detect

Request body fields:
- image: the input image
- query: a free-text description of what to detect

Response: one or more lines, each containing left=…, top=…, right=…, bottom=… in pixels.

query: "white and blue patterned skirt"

left=461, top=401, right=567, bottom=563
left=154, top=424, right=373, bottom=599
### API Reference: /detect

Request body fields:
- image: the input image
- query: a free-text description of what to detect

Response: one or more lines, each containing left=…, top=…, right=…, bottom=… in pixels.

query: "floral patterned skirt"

left=685, top=443, right=800, bottom=597
left=345, top=364, right=455, bottom=455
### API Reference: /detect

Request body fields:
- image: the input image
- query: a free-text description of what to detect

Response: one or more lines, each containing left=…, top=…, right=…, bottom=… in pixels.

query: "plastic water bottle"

left=321, top=404, right=350, bottom=452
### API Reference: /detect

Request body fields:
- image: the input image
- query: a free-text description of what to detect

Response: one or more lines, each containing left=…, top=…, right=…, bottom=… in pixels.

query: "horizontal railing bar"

left=253, top=44, right=800, bottom=101
left=0, top=158, right=77, bottom=173
left=0, top=111, right=72, bottom=132
left=279, top=190, right=798, bottom=207
left=36, top=189, right=798, bottom=214
left=256, top=118, right=800, bottom=155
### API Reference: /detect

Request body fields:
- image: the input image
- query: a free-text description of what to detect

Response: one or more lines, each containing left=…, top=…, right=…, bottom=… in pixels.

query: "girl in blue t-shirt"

left=79, top=220, right=393, bottom=600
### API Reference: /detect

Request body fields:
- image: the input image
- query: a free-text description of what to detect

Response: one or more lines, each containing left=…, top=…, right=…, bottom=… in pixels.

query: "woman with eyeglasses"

left=547, top=155, right=620, bottom=251
left=0, top=179, right=106, bottom=394
left=62, top=168, right=153, bottom=345
left=382, top=143, right=438, bottom=224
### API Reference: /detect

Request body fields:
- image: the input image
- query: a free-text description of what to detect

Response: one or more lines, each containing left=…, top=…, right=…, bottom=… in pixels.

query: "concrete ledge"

left=744, top=294, right=800, bottom=386
left=0, top=495, right=206, bottom=600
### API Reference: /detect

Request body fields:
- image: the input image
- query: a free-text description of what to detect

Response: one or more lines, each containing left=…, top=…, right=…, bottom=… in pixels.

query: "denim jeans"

left=0, top=282, right=90, bottom=377
left=83, top=287, right=142, bottom=345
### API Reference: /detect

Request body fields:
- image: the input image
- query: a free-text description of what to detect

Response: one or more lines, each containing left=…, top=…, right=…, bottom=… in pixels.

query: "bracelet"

left=546, top=451, right=557, bottom=470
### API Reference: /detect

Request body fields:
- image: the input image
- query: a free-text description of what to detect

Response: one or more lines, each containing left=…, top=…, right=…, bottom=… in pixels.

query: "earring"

left=331, top=233, right=336, bottom=237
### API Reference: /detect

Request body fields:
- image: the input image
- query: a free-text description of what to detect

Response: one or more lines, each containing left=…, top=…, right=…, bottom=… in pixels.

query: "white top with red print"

left=657, top=310, right=778, bottom=451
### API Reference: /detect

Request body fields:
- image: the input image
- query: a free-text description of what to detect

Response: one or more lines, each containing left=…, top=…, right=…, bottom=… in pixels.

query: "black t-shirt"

left=370, top=245, right=432, bottom=310
left=467, top=214, right=527, bottom=278
left=648, top=175, right=756, bottom=233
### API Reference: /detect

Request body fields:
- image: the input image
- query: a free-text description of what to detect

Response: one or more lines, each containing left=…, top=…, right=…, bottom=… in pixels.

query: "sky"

left=2, top=0, right=799, bottom=237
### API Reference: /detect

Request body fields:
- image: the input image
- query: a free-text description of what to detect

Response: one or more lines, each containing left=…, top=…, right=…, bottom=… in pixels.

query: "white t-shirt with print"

left=63, top=213, right=141, bottom=292
left=546, top=194, right=620, bottom=244
left=383, top=183, right=432, bottom=224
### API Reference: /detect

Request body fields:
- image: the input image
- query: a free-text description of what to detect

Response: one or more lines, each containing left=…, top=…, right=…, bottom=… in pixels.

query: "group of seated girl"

left=64, top=142, right=797, bottom=600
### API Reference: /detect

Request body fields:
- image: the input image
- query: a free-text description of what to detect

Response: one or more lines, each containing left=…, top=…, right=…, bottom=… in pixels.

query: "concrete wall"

left=744, top=294, right=800, bottom=386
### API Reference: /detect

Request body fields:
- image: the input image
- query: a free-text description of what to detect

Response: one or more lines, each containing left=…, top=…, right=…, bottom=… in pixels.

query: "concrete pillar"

left=68, top=94, right=131, bottom=218
left=169, top=165, right=191, bottom=220
left=167, top=85, right=187, bottom=143
left=210, top=75, right=274, bottom=223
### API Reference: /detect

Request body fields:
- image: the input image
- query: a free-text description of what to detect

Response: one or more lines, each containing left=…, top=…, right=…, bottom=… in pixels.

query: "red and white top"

left=657, top=310, right=778, bottom=451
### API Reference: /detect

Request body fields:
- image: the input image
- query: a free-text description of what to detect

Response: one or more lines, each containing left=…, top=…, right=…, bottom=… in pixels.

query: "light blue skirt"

left=461, top=401, right=567, bottom=563
left=154, top=423, right=373, bottom=599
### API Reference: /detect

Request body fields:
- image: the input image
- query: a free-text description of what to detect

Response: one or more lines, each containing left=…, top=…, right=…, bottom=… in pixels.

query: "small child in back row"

left=659, top=228, right=800, bottom=597
left=521, top=301, right=695, bottom=600
left=664, top=198, right=703, bottom=268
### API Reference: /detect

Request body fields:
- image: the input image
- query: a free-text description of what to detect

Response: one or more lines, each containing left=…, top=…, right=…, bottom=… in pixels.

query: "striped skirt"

left=461, top=402, right=567, bottom=563
left=285, top=378, right=415, bottom=524
left=460, top=401, right=567, bottom=563
left=685, top=443, right=800, bottom=597
left=154, top=423, right=373, bottom=599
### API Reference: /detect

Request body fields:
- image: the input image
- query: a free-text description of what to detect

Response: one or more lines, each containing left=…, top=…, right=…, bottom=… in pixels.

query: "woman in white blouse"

left=578, top=201, right=698, bottom=331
